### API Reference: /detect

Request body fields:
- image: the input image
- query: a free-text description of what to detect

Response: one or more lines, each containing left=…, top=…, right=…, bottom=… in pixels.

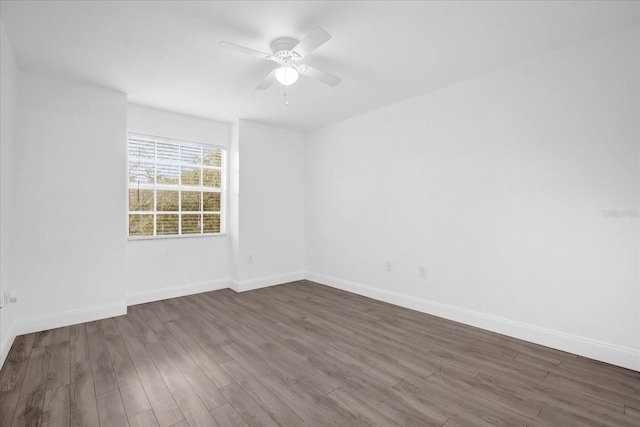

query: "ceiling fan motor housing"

left=270, top=37, right=302, bottom=63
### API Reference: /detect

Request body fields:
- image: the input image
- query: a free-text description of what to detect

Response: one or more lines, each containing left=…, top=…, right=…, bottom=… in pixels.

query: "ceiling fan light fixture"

left=220, top=27, right=340, bottom=90
left=275, top=66, right=299, bottom=85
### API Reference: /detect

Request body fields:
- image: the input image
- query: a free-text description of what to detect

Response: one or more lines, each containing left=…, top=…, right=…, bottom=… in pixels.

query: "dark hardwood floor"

left=1, top=280, right=639, bottom=426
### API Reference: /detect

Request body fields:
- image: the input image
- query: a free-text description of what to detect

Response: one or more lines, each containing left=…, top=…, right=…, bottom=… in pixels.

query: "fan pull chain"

left=284, top=84, right=289, bottom=106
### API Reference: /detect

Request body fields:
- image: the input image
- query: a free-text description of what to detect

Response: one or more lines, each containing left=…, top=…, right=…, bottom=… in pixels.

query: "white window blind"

left=128, top=133, right=225, bottom=238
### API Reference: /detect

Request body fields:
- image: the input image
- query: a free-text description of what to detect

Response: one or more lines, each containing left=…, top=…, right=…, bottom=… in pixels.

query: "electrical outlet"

left=4, top=290, right=17, bottom=304
left=247, top=255, right=254, bottom=264
left=385, top=261, right=393, bottom=272
left=419, top=266, right=426, bottom=279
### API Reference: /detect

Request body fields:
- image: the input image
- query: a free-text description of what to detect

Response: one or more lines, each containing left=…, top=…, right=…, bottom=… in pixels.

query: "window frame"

left=127, top=132, right=226, bottom=240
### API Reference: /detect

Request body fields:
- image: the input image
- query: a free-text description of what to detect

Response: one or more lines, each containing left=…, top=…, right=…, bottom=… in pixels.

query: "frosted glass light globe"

left=275, top=66, right=299, bottom=85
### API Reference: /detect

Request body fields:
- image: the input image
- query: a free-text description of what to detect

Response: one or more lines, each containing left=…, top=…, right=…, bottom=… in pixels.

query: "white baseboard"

left=8, top=271, right=633, bottom=372
left=231, top=271, right=306, bottom=293
left=306, top=271, right=640, bottom=372
left=1, top=272, right=298, bottom=365
left=14, top=301, right=127, bottom=337
left=126, top=278, right=230, bottom=306
left=0, top=320, right=16, bottom=370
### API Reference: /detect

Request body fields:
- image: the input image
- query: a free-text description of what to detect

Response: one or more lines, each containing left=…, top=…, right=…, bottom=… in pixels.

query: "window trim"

left=127, top=132, right=227, bottom=240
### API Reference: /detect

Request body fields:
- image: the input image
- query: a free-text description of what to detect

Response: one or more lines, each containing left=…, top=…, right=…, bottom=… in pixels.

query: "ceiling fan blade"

left=292, top=27, right=331, bottom=58
left=256, top=69, right=277, bottom=90
left=219, top=41, right=271, bottom=60
left=300, top=65, right=341, bottom=87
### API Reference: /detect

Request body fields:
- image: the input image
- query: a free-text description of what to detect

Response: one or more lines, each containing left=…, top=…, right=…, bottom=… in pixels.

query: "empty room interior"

left=0, top=1, right=639, bottom=426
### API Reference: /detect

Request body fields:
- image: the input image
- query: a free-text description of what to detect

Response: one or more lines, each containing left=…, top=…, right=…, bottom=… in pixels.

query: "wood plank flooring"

left=1, top=280, right=639, bottom=426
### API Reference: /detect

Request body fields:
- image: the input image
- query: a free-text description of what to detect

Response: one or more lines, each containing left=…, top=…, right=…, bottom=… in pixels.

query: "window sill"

left=127, top=233, right=227, bottom=241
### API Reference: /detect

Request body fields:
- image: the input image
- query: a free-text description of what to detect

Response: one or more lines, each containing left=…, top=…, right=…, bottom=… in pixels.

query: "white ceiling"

left=1, top=1, right=638, bottom=132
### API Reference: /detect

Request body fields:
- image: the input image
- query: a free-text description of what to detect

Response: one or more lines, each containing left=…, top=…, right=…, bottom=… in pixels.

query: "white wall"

left=125, top=105, right=231, bottom=304
left=0, top=19, right=19, bottom=366
left=12, top=72, right=128, bottom=334
left=306, top=27, right=640, bottom=370
left=229, top=121, right=241, bottom=282
left=234, top=120, right=305, bottom=290
left=125, top=111, right=306, bottom=298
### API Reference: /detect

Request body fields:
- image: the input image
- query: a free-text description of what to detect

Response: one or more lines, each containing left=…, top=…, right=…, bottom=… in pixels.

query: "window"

left=128, top=133, right=225, bottom=238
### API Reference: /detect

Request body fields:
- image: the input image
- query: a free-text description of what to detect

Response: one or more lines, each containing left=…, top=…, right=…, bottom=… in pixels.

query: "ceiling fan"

left=219, top=27, right=341, bottom=90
